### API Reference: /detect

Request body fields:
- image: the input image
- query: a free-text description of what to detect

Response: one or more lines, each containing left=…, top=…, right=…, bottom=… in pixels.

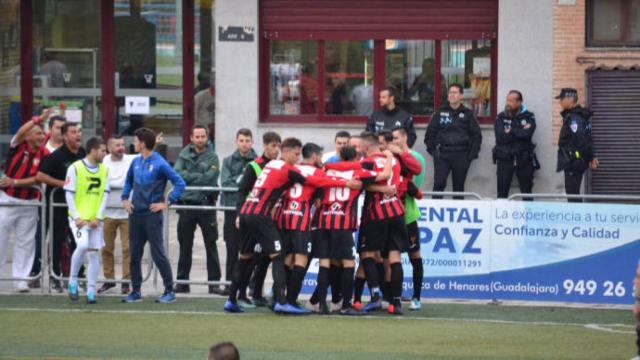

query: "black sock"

left=270, top=255, right=287, bottom=305
left=329, top=265, right=342, bottom=303
left=411, top=258, right=424, bottom=300
left=354, top=276, right=366, bottom=303
left=309, top=287, right=319, bottom=305
left=341, top=267, right=355, bottom=309
left=391, top=263, right=403, bottom=307
left=228, top=258, right=252, bottom=303
left=383, top=281, right=392, bottom=303
left=362, top=258, right=380, bottom=298
left=252, top=256, right=270, bottom=299
left=316, top=266, right=330, bottom=306
left=636, top=326, right=640, bottom=355
left=286, top=265, right=307, bottom=305
left=285, top=266, right=292, bottom=287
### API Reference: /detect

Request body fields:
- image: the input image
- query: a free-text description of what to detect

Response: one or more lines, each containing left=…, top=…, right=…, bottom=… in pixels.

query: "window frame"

left=586, top=0, right=640, bottom=48
left=260, top=36, right=497, bottom=125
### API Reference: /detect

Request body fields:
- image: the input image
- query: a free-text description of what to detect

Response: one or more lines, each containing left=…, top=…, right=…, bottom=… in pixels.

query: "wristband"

left=31, top=116, right=42, bottom=125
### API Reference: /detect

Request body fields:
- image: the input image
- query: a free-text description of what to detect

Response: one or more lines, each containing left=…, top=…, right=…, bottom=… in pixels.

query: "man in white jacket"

left=98, top=135, right=137, bottom=294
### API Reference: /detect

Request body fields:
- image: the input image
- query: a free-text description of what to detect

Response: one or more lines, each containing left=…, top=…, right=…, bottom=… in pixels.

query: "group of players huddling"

left=224, top=127, right=424, bottom=316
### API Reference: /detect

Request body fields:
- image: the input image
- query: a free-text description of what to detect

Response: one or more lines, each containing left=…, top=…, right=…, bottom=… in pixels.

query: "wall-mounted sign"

left=219, top=26, right=255, bottom=42
left=125, top=96, right=150, bottom=115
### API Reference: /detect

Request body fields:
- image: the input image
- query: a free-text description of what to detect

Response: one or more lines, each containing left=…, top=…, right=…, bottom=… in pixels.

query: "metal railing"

left=163, top=186, right=238, bottom=288
left=508, top=193, right=640, bottom=202
left=0, top=186, right=47, bottom=290
left=48, top=188, right=154, bottom=292
left=422, top=191, right=483, bottom=200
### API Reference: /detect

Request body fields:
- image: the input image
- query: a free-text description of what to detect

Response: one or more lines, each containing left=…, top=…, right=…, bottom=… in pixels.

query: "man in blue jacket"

left=121, top=127, right=186, bottom=303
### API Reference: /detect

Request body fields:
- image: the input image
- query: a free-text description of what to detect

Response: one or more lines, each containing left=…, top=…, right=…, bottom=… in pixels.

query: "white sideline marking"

left=584, top=324, right=635, bottom=334
left=0, top=306, right=634, bottom=334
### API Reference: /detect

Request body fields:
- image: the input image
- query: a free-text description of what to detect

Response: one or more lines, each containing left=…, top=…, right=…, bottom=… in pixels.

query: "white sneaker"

left=381, top=301, right=389, bottom=310
left=305, top=301, right=320, bottom=313
left=330, top=302, right=342, bottom=313
left=628, top=356, right=640, bottom=360
left=16, top=281, right=30, bottom=293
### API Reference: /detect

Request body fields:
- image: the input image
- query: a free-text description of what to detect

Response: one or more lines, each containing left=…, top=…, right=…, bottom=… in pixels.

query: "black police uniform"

left=424, top=103, right=482, bottom=198
left=366, top=106, right=417, bottom=148
left=493, top=106, right=537, bottom=198
left=556, top=104, right=594, bottom=202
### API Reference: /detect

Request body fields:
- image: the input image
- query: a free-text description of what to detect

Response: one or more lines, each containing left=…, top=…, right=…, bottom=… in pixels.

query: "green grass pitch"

left=0, top=295, right=635, bottom=359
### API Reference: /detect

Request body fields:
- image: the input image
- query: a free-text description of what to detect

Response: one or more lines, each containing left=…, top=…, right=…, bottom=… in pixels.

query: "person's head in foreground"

left=208, top=341, right=239, bottom=360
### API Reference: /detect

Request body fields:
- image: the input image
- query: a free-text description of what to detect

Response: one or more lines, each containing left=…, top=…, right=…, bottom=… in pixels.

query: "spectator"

left=121, top=127, right=185, bottom=303
left=173, top=125, right=222, bottom=294
left=45, top=115, right=65, bottom=153
left=36, top=122, right=86, bottom=292
left=220, top=128, right=257, bottom=294
left=29, top=113, right=66, bottom=287
left=208, top=342, right=239, bottom=360
left=98, top=135, right=136, bottom=295
left=195, top=72, right=215, bottom=144
left=0, top=110, right=50, bottom=292
left=321, top=131, right=350, bottom=164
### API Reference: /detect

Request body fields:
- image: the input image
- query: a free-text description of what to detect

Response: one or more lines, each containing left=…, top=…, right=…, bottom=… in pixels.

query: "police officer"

left=494, top=90, right=537, bottom=198
left=424, top=83, right=482, bottom=198
left=555, top=88, right=599, bottom=202
left=366, top=86, right=417, bottom=148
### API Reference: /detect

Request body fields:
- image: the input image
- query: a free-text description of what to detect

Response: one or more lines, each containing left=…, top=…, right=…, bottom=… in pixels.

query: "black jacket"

left=494, top=105, right=536, bottom=159
left=234, top=154, right=269, bottom=212
left=557, top=105, right=594, bottom=171
left=424, top=103, right=482, bottom=159
left=366, top=106, right=417, bottom=148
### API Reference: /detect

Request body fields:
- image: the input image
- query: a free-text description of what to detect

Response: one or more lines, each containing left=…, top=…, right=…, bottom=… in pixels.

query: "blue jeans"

left=129, top=212, right=173, bottom=293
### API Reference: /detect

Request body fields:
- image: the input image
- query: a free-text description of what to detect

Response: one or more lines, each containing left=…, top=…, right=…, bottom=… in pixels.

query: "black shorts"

left=406, top=221, right=420, bottom=253
left=314, top=230, right=356, bottom=260
left=239, top=214, right=281, bottom=255
left=281, top=230, right=312, bottom=256
left=359, top=216, right=409, bottom=256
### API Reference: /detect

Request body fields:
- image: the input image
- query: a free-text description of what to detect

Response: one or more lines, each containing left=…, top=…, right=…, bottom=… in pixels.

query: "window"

left=441, top=40, right=492, bottom=118
left=269, top=40, right=318, bottom=115
left=587, top=0, right=640, bottom=47
left=386, top=40, right=435, bottom=116
left=324, top=41, right=373, bottom=116
left=262, top=39, right=495, bottom=124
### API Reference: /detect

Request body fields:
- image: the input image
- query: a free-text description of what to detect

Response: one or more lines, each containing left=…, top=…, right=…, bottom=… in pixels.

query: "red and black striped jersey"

left=361, top=153, right=404, bottom=220
left=240, top=160, right=345, bottom=218
left=3, top=139, right=49, bottom=200
left=318, top=162, right=377, bottom=230
left=279, top=164, right=330, bottom=231
left=396, top=151, right=422, bottom=198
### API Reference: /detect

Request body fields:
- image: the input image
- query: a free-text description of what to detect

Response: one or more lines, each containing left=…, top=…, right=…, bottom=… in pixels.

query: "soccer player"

left=391, top=127, right=425, bottom=310
left=315, top=145, right=393, bottom=315
left=279, top=142, right=345, bottom=311
left=224, top=138, right=358, bottom=314
left=359, top=131, right=408, bottom=315
left=65, top=137, right=110, bottom=304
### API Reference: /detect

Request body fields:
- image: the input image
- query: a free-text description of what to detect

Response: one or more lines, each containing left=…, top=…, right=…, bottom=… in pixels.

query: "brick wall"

left=553, top=0, right=640, bottom=144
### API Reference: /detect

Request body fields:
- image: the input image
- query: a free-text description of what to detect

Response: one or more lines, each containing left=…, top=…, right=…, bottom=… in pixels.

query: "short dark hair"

left=392, top=127, right=407, bottom=137
left=85, top=137, right=104, bottom=152
left=61, top=122, right=78, bottom=136
left=48, top=115, right=66, bottom=130
left=134, top=127, right=156, bottom=150
left=263, top=131, right=281, bottom=145
left=191, top=124, right=209, bottom=135
left=508, top=90, right=523, bottom=102
left=302, top=142, right=323, bottom=159
left=449, top=83, right=464, bottom=94
left=208, top=342, right=239, bottom=360
left=360, top=131, right=379, bottom=147
left=335, top=131, right=351, bottom=141
left=381, top=86, right=398, bottom=99
left=281, top=137, right=302, bottom=150
left=339, top=145, right=357, bottom=161
left=236, top=128, right=252, bottom=139
left=377, top=130, right=393, bottom=143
